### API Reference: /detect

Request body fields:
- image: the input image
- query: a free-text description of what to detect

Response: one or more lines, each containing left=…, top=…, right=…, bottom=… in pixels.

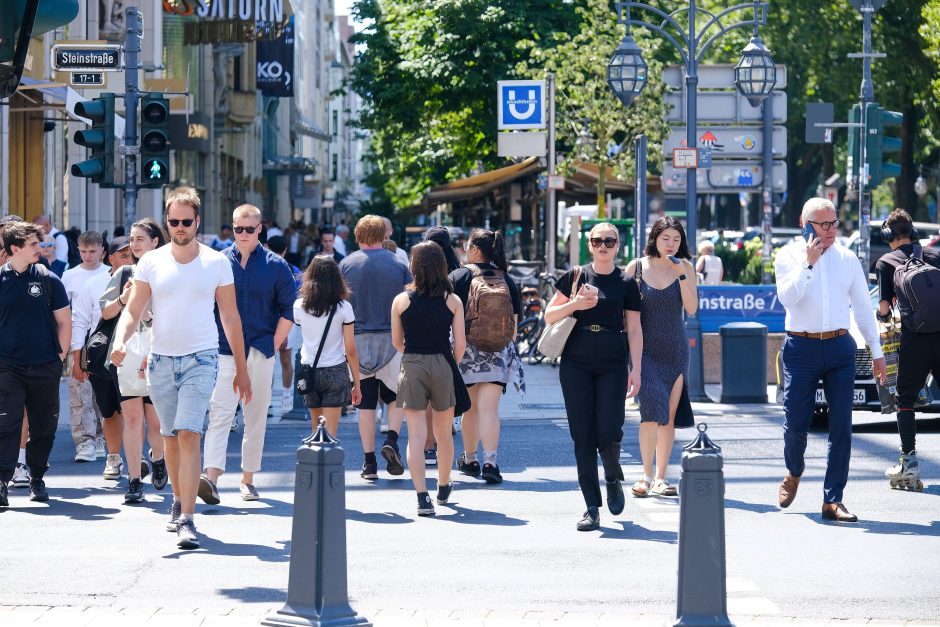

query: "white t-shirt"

left=293, top=299, right=355, bottom=368
left=700, top=255, right=723, bottom=285
left=70, top=270, right=114, bottom=351
left=134, top=244, right=234, bottom=356
left=61, top=264, right=109, bottom=303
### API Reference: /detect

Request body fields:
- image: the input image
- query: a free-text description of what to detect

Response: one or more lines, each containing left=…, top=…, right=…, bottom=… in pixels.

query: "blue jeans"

left=148, top=350, right=219, bottom=436
left=781, top=333, right=856, bottom=504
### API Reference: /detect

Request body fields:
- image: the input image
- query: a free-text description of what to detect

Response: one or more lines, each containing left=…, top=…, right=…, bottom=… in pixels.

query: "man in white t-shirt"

left=111, top=187, right=251, bottom=550
left=61, top=231, right=110, bottom=464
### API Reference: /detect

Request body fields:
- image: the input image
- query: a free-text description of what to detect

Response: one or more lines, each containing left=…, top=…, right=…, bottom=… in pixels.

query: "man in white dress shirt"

left=774, top=198, right=886, bottom=522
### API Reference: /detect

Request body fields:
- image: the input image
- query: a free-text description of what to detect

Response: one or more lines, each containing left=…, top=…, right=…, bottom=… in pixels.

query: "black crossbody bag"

left=295, top=305, right=337, bottom=394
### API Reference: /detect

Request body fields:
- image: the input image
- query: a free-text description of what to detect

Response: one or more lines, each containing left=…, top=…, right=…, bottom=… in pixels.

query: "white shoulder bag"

left=536, top=265, right=582, bottom=359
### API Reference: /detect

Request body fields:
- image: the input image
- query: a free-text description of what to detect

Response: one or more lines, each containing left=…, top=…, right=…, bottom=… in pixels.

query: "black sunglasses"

left=233, top=226, right=257, bottom=234
left=590, top=237, right=618, bottom=249
left=167, top=219, right=195, bottom=228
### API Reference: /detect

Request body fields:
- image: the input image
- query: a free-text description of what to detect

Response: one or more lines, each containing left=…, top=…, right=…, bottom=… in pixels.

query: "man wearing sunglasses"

left=774, top=197, right=886, bottom=523
left=111, top=186, right=251, bottom=550
left=202, top=204, right=295, bottom=505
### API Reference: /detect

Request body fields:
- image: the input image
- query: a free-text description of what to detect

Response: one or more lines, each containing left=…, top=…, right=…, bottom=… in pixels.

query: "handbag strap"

left=568, top=265, right=582, bottom=300
left=311, top=305, right=337, bottom=370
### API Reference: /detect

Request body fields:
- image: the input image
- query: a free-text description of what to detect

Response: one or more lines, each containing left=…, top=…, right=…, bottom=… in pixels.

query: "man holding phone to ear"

left=774, top=197, right=886, bottom=522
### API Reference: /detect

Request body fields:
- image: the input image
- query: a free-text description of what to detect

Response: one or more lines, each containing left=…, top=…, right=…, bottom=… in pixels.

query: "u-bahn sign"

left=51, top=44, right=122, bottom=72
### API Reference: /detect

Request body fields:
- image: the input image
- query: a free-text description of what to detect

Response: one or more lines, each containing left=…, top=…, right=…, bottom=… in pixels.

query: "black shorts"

left=359, top=376, right=396, bottom=411
left=301, top=363, right=352, bottom=409
left=89, top=372, right=122, bottom=417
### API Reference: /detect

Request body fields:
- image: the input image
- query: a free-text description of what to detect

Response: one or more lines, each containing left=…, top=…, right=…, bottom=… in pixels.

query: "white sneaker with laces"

left=95, top=436, right=106, bottom=457
left=103, top=453, right=124, bottom=480
left=12, top=463, right=30, bottom=488
left=74, top=440, right=97, bottom=463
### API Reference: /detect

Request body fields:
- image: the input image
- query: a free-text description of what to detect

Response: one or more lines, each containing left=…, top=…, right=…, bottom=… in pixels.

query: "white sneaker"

left=74, top=440, right=97, bottom=463
left=282, top=386, right=294, bottom=413
left=12, top=463, right=30, bottom=488
left=103, top=453, right=124, bottom=480
left=95, top=436, right=106, bottom=457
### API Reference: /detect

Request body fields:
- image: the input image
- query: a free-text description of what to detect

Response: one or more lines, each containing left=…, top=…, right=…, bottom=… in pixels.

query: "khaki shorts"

left=396, top=353, right=455, bottom=412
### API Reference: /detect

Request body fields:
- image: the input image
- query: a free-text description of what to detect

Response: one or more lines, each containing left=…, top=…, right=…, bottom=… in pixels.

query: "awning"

left=424, top=156, right=542, bottom=205
left=565, top=161, right=661, bottom=194
left=13, top=76, right=67, bottom=103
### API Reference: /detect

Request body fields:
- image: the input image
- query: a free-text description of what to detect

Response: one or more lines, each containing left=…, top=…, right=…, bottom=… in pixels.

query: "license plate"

left=815, top=388, right=866, bottom=404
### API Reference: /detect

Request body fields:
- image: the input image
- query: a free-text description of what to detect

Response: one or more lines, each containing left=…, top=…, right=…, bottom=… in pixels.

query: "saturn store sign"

left=164, top=0, right=290, bottom=45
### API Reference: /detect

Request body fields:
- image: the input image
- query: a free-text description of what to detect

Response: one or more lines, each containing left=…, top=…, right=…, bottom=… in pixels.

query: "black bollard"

left=262, top=418, right=371, bottom=627
left=675, top=423, right=732, bottom=627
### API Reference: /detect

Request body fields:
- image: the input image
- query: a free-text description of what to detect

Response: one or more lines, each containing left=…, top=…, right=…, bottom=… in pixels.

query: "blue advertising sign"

left=497, top=80, right=546, bottom=130
left=697, top=285, right=785, bottom=333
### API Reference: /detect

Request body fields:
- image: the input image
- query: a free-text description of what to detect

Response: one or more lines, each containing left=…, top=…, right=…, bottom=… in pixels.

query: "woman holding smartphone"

left=545, top=222, right=643, bottom=531
left=624, top=216, right=698, bottom=498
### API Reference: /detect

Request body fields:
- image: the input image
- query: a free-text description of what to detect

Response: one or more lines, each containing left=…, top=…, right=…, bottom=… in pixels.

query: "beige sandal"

left=650, top=479, right=678, bottom=497
left=631, top=478, right=651, bottom=498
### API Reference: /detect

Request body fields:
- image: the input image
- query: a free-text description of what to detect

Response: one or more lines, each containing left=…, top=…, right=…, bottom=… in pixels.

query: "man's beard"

left=172, top=232, right=194, bottom=246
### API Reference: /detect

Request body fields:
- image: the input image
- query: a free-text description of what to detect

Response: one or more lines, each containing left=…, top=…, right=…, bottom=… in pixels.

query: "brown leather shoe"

left=821, top=502, right=858, bottom=522
left=778, top=474, right=801, bottom=508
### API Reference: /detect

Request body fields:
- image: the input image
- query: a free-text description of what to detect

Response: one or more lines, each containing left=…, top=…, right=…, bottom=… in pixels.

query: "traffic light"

left=140, top=94, right=170, bottom=188
left=866, top=102, right=903, bottom=188
left=0, top=0, right=80, bottom=63
left=847, top=104, right=861, bottom=181
left=71, top=93, right=115, bottom=186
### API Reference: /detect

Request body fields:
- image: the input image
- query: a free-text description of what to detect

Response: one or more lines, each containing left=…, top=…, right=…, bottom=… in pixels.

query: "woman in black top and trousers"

left=545, top=222, right=643, bottom=531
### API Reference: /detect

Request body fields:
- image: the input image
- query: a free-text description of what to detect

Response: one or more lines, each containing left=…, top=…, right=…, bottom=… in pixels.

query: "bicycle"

left=514, top=271, right=562, bottom=365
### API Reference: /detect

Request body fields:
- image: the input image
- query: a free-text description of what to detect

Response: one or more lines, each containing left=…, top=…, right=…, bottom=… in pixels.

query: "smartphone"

left=801, top=223, right=815, bottom=242
left=667, top=255, right=681, bottom=265
left=582, top=283, right=598, bottom=294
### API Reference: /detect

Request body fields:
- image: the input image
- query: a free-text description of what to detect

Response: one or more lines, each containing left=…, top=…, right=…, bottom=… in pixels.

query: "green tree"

left=516, top=0, right=669, bottom=218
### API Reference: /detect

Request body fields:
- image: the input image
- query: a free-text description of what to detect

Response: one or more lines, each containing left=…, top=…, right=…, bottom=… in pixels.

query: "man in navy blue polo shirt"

left=0, top=221, right=72, bottom=507
left=202, top=204, right=296, bottom=503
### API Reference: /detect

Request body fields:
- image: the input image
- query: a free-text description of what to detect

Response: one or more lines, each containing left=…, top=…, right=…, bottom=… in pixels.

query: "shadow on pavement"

left=804, top=514, right=940, bottom=536
left=345, top=509, right=413, bottom=524
left=199, top=497, right=293, bottom=518
left=598, top=520, right=677, bottom=543
left=724, top=498, right=780, bottom=514
left=432, top=502, right=528, bottom=526
left=0, top=498, right=121, bottom=521
left=162, top=536, right=291, bottom=561
left=217, top=586, right=285, bottom=603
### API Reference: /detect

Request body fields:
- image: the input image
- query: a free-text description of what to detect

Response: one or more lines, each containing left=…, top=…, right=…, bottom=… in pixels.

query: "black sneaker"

left=576, top=506, right=600, bottom=531
left=481, top=463, right=503, bottom=484
left=381, top=442, right=405, bottom=476
left=0, top=481, right=8, bottom=507
left=360, top=461, right=378, bottom=480
left=457, top=453, right=481, bottom=477
left=151, top=458, right=168, bottom=491
left=125, top=477, right=145, bottom=504
left=436, top=482, right=453, bottom=505
left=606, top=479, right=625, bottom=516
left=28, top=478, right=48, bottom=502
left=417, top=492, right=435, bottom=517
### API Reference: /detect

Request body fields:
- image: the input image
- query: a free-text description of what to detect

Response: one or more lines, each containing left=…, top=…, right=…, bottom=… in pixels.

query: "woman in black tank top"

left=391, top=242, right=466, bottom=517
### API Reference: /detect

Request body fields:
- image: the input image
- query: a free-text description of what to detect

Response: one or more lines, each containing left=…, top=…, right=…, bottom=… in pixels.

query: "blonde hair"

left=698, top=240, right=715, bottom=255
left=801, top=197, right=835, bottom=224
left=232, top=204, right=261, bottom=221
left=588, top=221, right=619, bottom=239
left=164, top=186, right=201, bottom=218
left=354, top=215, right=386, bottom=246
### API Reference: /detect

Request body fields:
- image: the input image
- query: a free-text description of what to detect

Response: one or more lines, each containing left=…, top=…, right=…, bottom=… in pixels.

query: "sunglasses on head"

left=167, top=219, right=195, bottom=228
left=233, top=226, right=257, bottom=234
left=590, top=237, right=618, bottom=249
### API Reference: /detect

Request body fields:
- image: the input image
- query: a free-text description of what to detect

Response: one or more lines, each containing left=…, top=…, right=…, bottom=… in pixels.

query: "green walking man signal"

left=139, top=93, right=170, bottom=187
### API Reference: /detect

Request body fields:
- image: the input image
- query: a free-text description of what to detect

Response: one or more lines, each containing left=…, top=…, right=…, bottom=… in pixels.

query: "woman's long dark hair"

left=300, top=254, right=350, bottom=316
left=468, top=228, right=508, bottom=272
left=424, top=227, right=462, bottom=272
left=644, top=216, right=692, bottom=259
left=131, top=218, right=169, bottom=262
left=409, top=241, right=452, bottom=298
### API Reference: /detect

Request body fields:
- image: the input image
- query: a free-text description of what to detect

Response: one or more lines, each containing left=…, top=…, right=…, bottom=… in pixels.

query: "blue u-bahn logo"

left=497, top=80, right=546, bottom=130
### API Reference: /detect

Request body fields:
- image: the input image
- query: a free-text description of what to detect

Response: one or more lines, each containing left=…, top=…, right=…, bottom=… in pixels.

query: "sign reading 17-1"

left=497, top=80, right=546, bottom=130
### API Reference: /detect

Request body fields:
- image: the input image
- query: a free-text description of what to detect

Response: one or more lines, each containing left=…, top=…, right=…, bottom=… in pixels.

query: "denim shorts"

left=147, top=350, right=219, bottom=436
left=300, top=362, right=352, bottom=408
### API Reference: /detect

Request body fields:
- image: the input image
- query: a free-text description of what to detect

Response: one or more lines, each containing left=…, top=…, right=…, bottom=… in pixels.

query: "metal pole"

left=857, top=1, right=874, bottom=275
left=635, top=133, right=648, bottom=260
left=761, top=88, right=774, bottom=284
left=123, top=6, right=141, bottom=235
left=546, top=72, right=557, bottom=272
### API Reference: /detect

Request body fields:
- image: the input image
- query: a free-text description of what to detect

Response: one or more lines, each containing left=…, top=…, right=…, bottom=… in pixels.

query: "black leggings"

left=559, top=332, right=628, bottom=508
left=896, top=330, right=940, bottom=453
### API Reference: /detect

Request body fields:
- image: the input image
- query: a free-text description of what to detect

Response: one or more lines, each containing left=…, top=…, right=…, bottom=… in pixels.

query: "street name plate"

left=665, top=126, right=788, bottom=159
left=70, top=72, right=105, bottom=86
left=662, top=162, right=788, bottom=193
left=52, top=44, right=122, bottom=71
left=672, top=148, right=698, bottom=168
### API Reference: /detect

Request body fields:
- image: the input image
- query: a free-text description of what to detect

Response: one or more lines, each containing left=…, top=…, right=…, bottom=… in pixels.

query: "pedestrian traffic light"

left=847, top=104, right=861, bottom=182
left=140, top=93, right=170, bottom=188
left=71, top=93, right=115, bottom=186
left=0, top=0, right=79, bottom=63
left=866, top=102, right=903, bottom=188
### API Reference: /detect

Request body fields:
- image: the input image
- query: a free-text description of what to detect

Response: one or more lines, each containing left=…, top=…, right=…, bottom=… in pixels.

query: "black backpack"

left=62, top=230, right=81, bottom=268
left=893, top=244, right=940, bottom=334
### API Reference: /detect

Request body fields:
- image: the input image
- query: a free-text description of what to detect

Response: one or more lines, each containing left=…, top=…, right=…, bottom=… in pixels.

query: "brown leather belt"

left=787, top=329, right=848, bottom=340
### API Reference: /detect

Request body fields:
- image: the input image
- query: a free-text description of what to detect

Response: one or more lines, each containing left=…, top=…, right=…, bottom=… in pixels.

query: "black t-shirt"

left=875, top=244, right=940, bottom=304
left=449, top=263, right=522, bottom=317
left=554, top=264, right=642, bottom=329
left=0, top=262, right=70, bottom=365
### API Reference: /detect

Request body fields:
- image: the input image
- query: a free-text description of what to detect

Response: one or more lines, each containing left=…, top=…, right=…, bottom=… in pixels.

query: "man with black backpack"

left=875, top=209, right=940, bottom=491
left=0, top=221, right=72, bottom=507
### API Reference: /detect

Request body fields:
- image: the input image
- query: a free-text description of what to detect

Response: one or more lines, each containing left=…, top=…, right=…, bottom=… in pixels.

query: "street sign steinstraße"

left=51, top=43, right=122, bottom=72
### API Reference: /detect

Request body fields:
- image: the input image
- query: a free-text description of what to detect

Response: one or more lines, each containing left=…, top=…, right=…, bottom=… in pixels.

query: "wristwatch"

left=802, top=261, right=814, bottom=271
left=678, top=274, right=687, bottom=281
